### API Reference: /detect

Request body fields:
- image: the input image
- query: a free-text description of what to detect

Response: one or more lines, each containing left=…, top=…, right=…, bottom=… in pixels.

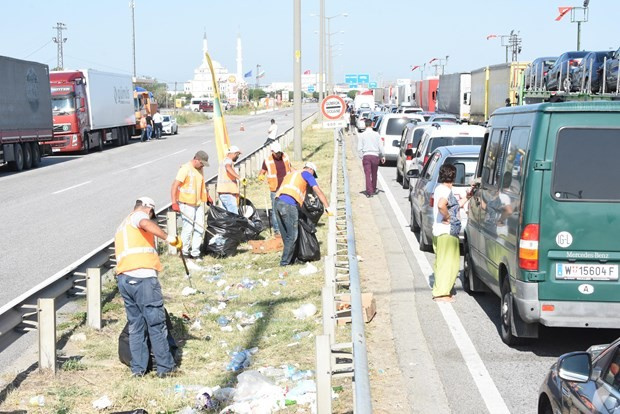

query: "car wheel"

left=174, top=127, right=178, bottom=135
left=396, top=167, right=402, bottom=184
left=418, top=220, right=433, bottom=252
left=462, top=244, right=481, bottom=295
left=500, top=277, right=519, bottom=345
left=402, top=174, right=409, bottom=189
left=410, top=206, right=420, bottom=232
left=538, top=397, right=553, bottom=414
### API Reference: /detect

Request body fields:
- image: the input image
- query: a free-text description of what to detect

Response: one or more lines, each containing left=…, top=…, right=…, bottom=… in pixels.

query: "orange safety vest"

left=217, top=158, right=239, bottom=194
left=177, top=162, right=207, bottom=206
left=265, top=153, right=291, bottom=192
left=114, top=212, right=162, bottom=274
left=276, top=171, right=308, bottom=206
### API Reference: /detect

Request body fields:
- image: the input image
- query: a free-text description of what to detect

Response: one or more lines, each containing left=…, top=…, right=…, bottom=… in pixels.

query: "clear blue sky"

left=2, top=0, right=619, bottom=88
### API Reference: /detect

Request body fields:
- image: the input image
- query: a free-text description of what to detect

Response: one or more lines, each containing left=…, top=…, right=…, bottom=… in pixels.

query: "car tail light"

left=429, top=195, right=434, bottom=207
left=381, top=137, right=385, bottom=144
left=423, top=154, right=429, bottom=165
left=569, top=59, right=579, bottom=67
left=406, top=143, right=413, bottom=160
left=519, top=224, right=539, bottom=271
left=543, top=71, right=548, bottom=76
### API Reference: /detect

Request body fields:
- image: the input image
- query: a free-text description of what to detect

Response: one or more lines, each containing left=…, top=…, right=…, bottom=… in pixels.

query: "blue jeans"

left=146, top=125, right=153, bottom=140
left=274, top=198, right=299, bottom=266
left=219, top=193, right=239, bottom=215
left=270, top=191, right=280, bottom=234
left=117, top=275, right=175, bottom=375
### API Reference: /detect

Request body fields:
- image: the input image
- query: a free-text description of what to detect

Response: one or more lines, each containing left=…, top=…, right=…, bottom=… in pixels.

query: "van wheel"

left=31, top=142, right=41, bottom=167
left=462, top=246, right=481, bottom=295
left=22, top=143, right=33, bottom=170
left=396, top=168, right=402, bottom=184
left=402, top=171, right=410, bottom=189
left=500, top=277, right=519, bottom=345
left=410, top=206, right=420, bottom=232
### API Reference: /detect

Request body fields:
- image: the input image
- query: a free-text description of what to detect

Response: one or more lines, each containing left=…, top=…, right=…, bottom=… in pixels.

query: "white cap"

left=137, top=196, right=155, bottom=210
left=270, top=142, right=282, bottom=153
left=304, top=161, right=318, bottom=177
left=227, top=145, right=241, bottom=154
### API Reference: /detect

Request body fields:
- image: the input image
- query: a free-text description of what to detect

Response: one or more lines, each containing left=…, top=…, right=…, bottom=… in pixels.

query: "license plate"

left=556, top=263, right=619, bottom=280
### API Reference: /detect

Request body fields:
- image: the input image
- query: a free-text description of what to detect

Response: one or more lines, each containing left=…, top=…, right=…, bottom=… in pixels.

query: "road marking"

left=52, top=180, right=92, bottom=195
left=112, top=149, right=187, bottom=174
left=378, top=172, right=510, bottom=414
left=201, top=140, right=212, bottom=144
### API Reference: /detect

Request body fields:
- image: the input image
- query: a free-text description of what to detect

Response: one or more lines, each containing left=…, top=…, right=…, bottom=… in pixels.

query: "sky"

left=2, top=0, right=619, bottom=89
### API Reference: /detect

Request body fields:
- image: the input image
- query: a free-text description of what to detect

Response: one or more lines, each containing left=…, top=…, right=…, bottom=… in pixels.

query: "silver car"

left=162, top=115, right=178, bottom=135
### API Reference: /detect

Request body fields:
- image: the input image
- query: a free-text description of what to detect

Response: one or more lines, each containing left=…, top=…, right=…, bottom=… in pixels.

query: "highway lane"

left=0, top=105, right=314, bottom=308
left=372, top=163, right=620, bottom=413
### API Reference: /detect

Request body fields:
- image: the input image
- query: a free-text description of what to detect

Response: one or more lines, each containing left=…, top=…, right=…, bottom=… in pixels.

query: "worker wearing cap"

left=170, top=151, right=210, bottom=260
left=114, top=197, right=183, bottom=378
left=217, top=146, right=243, bottom=215
left=258, top=142, right=294, bottom=235
left=274, top=162, right=332, bottom=266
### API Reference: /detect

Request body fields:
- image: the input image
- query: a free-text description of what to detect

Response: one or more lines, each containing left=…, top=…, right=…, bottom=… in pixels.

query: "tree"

left=312, top=92, right=319, bottom=99
left=248, top=88, right=267, bottom=101
left=347, top=90, right=359, bottom=100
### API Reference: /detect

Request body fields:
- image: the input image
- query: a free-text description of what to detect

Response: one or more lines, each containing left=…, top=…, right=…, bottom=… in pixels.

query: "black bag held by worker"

left=203, top=205, right=262, bottom=257
left=296, top=215, right=321, bottom=262
left=118, top=308, right=178, bottom=371
left=301, top=191, right=324, bottom=224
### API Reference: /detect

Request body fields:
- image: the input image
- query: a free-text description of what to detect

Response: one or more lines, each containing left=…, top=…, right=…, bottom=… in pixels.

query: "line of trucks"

left=0, top=55, right=157, bottom=172
left=372, top=60, right=620, bottom=123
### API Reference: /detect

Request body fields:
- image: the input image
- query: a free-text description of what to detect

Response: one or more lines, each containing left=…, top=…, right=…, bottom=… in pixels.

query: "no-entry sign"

left=321, top=95, right=346, bottom=120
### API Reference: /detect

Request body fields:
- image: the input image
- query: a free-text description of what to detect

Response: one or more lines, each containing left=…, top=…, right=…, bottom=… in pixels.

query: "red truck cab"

left=49, top=71, right=88, bottom=153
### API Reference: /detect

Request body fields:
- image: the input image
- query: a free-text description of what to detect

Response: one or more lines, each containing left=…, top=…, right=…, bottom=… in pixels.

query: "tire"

left=402, top=171, right=410, bottom=189
left=81, top=134, right=90, bottom=155
left=396, top=167, right=402, bottom=184
left=31, top=142, right=41, bottom=167
left=97, top=134, right=104, bottom=151
left=462, top=244, right=480, bottom=295
left=10, top=143, right=24, bottom=171
left=410, top=205, right=420, bottom=232
left=174, top=126, right=178, bottom=135
left=500, top=277, right=518, bottom=345
left=418, top=220, right=433, bottom=252
left=539, top=397, right=553, bottom=414
left=22, top=143, right=33, bottom=170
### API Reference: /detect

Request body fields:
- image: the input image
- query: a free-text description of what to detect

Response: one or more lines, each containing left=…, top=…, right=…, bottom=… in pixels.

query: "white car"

left=375, top=113, right=425, bottom=162
left=162, top=115, right=178, bottom=135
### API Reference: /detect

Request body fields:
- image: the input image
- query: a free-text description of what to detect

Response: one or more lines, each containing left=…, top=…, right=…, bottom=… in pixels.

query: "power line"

left=23, top=40, right=53, bottom=59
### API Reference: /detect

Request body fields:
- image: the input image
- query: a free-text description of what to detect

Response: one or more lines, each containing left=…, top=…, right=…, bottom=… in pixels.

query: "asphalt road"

left=0, top=106, right=314, bottom=308
left=371, top=161, right=620, bottom=413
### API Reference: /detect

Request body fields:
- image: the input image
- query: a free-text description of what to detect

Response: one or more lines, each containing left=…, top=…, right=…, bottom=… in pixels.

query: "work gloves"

left=326, top=208, right=334, bottom=217
left=258, top=175, right=266, bottom=182
left=241, top=178, right=248, bottom=186
left=171, top=202, right=180, bottom=212
left=166, top=235, right=183, bottom=250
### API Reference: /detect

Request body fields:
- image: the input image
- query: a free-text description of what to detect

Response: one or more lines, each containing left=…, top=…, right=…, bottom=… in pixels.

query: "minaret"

left=202, top=31, right=208, bottom=62
left=236, top=32, right=243, bottom=82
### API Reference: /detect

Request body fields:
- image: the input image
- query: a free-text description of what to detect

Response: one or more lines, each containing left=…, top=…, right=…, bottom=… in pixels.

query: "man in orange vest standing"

left=217, top=146, right=243, bottom=215
left=115, top=197, right=183, bottom=377
left=274, top=162, right=332, bottom=266
left=258, top=142, right=293, bottom=236
left=170, top=151, right=210, bottom=260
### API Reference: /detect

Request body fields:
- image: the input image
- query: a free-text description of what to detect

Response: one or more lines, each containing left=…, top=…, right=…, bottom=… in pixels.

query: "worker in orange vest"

left=217, top=146, right=243, bottom=215
left=258, top=142, right=294, bottom=236
left=170, top=151, right=211, bottom=260
left=114, top=196, right=183, bottom=378
left=274, top=162, right=332, bottom=266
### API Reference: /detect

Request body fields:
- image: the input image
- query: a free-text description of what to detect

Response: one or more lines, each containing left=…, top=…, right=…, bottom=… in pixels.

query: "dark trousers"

left=274, top=198, right=299, bottom=266
left=154, top=123, right=162, bottom=138
left=362, top=154, right=380, bottom=195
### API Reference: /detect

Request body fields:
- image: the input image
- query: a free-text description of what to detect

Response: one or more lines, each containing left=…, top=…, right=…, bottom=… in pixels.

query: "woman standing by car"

left=432, top=164, right=473, bottom=302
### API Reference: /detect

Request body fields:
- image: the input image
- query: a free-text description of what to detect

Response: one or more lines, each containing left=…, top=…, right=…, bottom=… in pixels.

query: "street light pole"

left=293, top=0, right=302, bottom=161
left=130, top=1, right=136, bottom=78
left=319, top=0, right=325, bottom=119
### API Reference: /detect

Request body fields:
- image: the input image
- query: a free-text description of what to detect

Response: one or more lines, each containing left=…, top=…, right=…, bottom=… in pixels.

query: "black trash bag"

left=118, top=308, right=178, bottom=372
left=296, top=215, right=321, bottom=262
left=301, top=191, right=324, bottom=225
left=203, top=205, right=262, bottom=257
left=239, top=196, right=265, bottom=240
left=111, top=410, right=148, bottom=414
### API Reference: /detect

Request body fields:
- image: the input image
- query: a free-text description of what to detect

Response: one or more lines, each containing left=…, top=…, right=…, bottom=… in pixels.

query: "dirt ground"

left=344, top=132, right=409, bottom=413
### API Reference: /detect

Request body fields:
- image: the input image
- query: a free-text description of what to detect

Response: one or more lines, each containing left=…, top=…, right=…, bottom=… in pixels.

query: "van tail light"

left=406, top=143, right=413, bottom=160
left=519, top=224, right=540, bottom=271
left=429, top=195, right=434, bottom=207
left=423, top=154, right=429, bottom=165
left=543, top=71, right=548, bottom=76
left=381, top=137, right=385, bottom=144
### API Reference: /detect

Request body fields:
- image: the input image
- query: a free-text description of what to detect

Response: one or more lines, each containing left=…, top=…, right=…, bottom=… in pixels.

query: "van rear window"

left=429, top=136, right=483, bottom=153
left=553, top=128, right=620, bottom=201
left=386, top=118, right=410, bottom=135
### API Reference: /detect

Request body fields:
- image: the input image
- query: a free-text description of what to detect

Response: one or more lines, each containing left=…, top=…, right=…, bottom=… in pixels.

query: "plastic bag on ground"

left=203, top=205, right=262, bottom=258
left=292, top=303, right=317, bottom=320
left=295, top=215, right=320, bottom=263
left=218, top=370, right=285, bottom=414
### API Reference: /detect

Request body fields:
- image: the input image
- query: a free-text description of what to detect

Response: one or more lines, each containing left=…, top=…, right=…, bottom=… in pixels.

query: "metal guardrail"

left=0, top=111, right=318, bottom=368
left=316, top=128, right=372, bottom=413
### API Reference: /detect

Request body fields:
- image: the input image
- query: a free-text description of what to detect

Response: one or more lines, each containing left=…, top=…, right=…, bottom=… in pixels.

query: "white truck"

left=437, top=72, right=471, bottom=121
left=353, top=92, right=375, bottom=110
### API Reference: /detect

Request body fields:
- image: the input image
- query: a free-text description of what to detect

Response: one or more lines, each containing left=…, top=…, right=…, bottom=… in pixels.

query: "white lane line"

left=52, top=180, right=92, bottom=195
left=201, top=140, right=212, bottom=144
left=378, top=172, right=510, bottom=414
left=112, top=149, right=187, bottom=174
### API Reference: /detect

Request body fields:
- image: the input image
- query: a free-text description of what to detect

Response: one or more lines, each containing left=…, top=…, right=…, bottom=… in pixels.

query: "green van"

left=464, top=101, right=620, bottom=345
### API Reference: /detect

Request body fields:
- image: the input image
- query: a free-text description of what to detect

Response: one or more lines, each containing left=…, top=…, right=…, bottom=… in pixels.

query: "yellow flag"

left=205, top=52, right=231, bottom=162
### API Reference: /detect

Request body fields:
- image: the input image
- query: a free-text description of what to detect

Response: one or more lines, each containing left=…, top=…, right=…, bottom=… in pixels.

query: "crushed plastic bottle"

left=217, top=316, right=230, bottom=327
left=28, top=395, right=45, bottom=407
left=226, top=347, right=259, bottom=372
left=292, top=331, right=311, bottom=341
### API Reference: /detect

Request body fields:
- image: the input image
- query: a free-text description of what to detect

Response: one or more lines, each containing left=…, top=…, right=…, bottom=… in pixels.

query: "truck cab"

left=49, top=71, right=89, bottom=153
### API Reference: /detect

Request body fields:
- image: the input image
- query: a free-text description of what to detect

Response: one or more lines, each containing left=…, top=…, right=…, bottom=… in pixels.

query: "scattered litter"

left=377, top=369, right=386, bottom=374
left=221, top=326, right=233, bottom=332
left=220, top=370, right=286, bottom=413
left=292, top=331, right=312, bottom=341
left=278, top=272, right=288, bottom=278
left=28, top=395, right=45, bottom=407
left=236, top=324, right=246, bottom=332
left=214, top=387, right=235, bottom=402
left=216, top=279, right=227, bottom=287
left=226, top=347, right=259, bottom=372
left=287, top=342, right=300, bottom=347
left=292, top=303, right=317, bottom=320
left=218, top=302, right=227, bottom=310
left=190, top=319, right=202, bottom=331
left=286, top=379, right=316, bottom=400
left=357, top=255, right=364, bottom=262
left=181, top=286, right=197, bottom=296
left=257, top=268, right=273, bottom=275
left=195, top=387, right=219, bottom=410
left=217, top=316, right=230, bottom=327
left=177, top=406, right=196, bottom=414
left=186, top=260, right=203, bottom=272
left=208, top=234, right=226, bottom=247
left=299, top=263, right=318, bottom=275
left=278, top=280, right=287, bottom=286
left=174, top=384, right=186, bottom=397
left=70, top=332, right=87, bottom=342
left=92, top=395, right=113, bottom=410
left=272, top=290, right=281, bottom=296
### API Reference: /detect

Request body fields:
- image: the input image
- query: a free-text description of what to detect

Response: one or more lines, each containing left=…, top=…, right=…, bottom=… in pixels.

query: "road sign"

left=345, top=74, right=358, bottom=84
left=348, top=84, right=358, bottom=89
left=322, top=119, right=347, bottom=129
left=321, top=95, right=346, bottom=120
left=307, top=85, right=315, bottom=93
left=369, top=81, right=378, bottom=88
left=357, top=74, right=370, bottom=84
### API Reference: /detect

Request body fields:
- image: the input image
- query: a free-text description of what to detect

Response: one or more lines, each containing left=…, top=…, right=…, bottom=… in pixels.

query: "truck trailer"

left=437, top=72, right=471, bottom=121
left=0, top=56, right=53, bottom=171
left=414, top=77, right=439, bottom=112
left=49, top=69, right=135, bottom=153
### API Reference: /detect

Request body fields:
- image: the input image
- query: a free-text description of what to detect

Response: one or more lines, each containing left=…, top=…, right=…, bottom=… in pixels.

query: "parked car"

left=538, top=339, right=618, bottom=414
left=161, top=115, right=178, bottom=135
left=379, top=113, right=424, bottom=162
left=427, top=114, right=459, bottom=124
left=397, top=106, right=423, bottom=114
left=571, top=51, right=614, bottom=93
left=464, top=101, right=620, bottom=346
left=419, top=111, right=435, bottom=121
left=544, top=51, right=588, bottom=91
left=524, top=57, right=557, bottom=90
left=407, top=145, right=480, bottom=253
left=405, top=124, right=485, bottom=189
left=198, top=101, right=214, bottom=112
left=395, top=123, right=431, bottom=188
left=602, top=46, right=620, bottom=93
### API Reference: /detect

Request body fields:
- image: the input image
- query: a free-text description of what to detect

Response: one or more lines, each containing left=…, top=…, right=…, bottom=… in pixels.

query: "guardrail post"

left=38, top=298, right=56, bottom=373
left=315, top=334, right=333, bottom=414
left=239, top=161, right=246, bottom=179
left=167, top=212, right=177, bottom=255
left=322, top=286, right=336, bottom=342
left=86, top=268, right=102, bottom=330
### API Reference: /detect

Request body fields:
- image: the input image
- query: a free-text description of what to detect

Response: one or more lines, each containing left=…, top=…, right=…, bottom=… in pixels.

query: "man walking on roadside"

left=357, top=118, right=385, bottom=197
left=217, top=146, right=243, bottom=215
left=153, top=110, right=164, bottom=139
left=170, top=151, right=210, bottom=260
left=114, top=196, right=183, bottom=378
left=258, top=142, right=294, bottom=236
left=274, top=162, right=332, bottom=266
left=266, top=119, right=278, bottom=144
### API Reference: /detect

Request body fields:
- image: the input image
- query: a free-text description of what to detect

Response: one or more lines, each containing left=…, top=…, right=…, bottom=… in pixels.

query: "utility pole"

left=293, top=0, right=302, bottom=160
left=52, top=22, right=67, bottom=70
left=130, top=0, right=136, bottom=78
left=571, top=1, right=589, bottom=51
left=318, top=0, right=325, bottom=121
left=508, top=31, right=523, bottom=61
left=255, top=63, right=261, bottom=106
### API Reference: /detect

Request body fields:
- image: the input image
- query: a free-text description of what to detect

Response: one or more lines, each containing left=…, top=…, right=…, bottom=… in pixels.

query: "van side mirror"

left=392, top=139, right=400, bottom=147
left=406, top=169, right=420, bottom=179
